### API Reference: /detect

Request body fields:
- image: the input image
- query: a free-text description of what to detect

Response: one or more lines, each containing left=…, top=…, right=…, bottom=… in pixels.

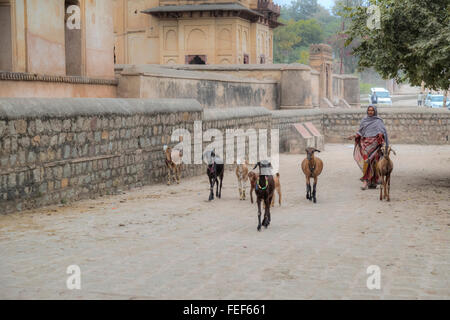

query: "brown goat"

left=301, top=148, right=323, bottom=203
left=376, top=145, right=395, bottom=202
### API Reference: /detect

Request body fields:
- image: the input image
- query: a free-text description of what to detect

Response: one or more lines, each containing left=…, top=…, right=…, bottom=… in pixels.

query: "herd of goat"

left=164, top=145, right=395, bottom=231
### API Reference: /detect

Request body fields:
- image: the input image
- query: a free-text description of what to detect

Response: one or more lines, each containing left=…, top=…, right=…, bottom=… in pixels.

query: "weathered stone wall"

left=323, top=108, right=450, bottom=144
left=117, top=65, right=279, bottom=110
left=0, top=98, right=203, bottom=214
left=203, top=107, right=273, bottom=164
left=271, top=108, right=449, bottom=147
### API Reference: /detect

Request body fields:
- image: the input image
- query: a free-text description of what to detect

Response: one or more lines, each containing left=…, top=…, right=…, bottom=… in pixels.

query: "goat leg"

left=209, top=177, right=214, bottom=201
left=313, top=182, right=317, bottom=203
left=379, top=176, right=384, bottom=201
left=257, top=198, right=262, bottom=231
left=384, top=175, right=388, bottom=200
left=167, top=168, right=171, bottom=186
left=386, top=175, right=391, bottom=202
left=306, top=182, right=310, bottom=200
left=278, top=187, right=282, bottom=206
left=218, top=176, right=223, bottom=199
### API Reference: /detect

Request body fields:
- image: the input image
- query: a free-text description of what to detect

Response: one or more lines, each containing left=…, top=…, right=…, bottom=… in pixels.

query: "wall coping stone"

left=203, top=107, right=272, bottom=121
left=0, top=98, right=203, bottom=120
left=0, top=72, right=118, bottom=86
left=271, top=109, right=324, bottom=118
left=120, top=65, right=278, bottom=84
left=116, top=64, right=293, bottom=72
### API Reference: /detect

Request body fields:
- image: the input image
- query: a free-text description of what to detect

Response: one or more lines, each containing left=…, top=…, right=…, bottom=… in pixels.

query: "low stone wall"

left=117, top=65, right=279, bottom=110
left=323, top=108, right=450, bottom=144
left=203, top=107, right=273, bottom=164
left=272, top=108, right=449, bottom=146
left=0, top=98, right=203, bottom=214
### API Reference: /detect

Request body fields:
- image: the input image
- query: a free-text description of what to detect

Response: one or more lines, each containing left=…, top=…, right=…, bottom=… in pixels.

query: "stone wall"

left=0, top=98, right=203, bottom=214
left=116, top=64, right=358, bottom=110
left=117, top=65, right=278, bottom=110
left=323, top=108, right=450, bottom=144
left=203, top=107, right=273, bottom=164
left=271, top=108, right=449, bottom=147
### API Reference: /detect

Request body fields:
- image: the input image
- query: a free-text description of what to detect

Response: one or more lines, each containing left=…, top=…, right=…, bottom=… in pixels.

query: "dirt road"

left=1, top=144, right=449, bottom=299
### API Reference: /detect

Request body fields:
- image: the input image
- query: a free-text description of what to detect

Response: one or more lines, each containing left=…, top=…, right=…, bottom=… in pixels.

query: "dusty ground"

left=0, top=144, right=449, bottom=300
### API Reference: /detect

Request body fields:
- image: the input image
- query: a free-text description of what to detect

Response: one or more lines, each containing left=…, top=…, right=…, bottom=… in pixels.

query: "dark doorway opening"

left=243, top=54, right=249, bottom=64
left=259, top=54, right=265, bottom=64
left=186, top=55, right=207, bottom=65
left=65, top=0, right=82, bottom=76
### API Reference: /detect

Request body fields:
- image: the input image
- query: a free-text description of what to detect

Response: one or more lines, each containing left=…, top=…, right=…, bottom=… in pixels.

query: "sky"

left=273, top=0, right=335, bottom=10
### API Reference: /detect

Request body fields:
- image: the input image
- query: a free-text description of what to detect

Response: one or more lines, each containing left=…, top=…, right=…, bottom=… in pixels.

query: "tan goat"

left=163, top=145, right=183, bottom=185
left=236, top=160, right=249, bottom=200
left=376, top=145, right=396, bottom=202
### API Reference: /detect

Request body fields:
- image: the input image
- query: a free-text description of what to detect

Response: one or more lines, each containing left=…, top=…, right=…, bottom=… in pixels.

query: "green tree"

left=273, top=18, right=324, bottom=63
left=345, top=0, right=450, bottom=95
left=283, top=0, right=320, bottom=21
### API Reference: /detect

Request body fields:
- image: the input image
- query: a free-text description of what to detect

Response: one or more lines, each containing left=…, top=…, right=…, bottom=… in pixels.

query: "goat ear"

left=390, top=148, right=396, bottom=156
left=314, top=149, right=321, bottom=153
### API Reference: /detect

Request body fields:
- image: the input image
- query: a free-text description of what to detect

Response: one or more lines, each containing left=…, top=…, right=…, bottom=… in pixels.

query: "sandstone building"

left=113, top=0, right=281, bottom=65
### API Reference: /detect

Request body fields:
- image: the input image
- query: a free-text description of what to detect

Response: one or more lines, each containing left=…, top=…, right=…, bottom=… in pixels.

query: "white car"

left=424, top=94, right=450, bottom=109
left=368, top=88, right=393, bottom=106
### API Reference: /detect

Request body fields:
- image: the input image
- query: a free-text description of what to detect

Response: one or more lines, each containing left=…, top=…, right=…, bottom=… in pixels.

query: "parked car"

left=368, top=88, right=393, bottom=106
left=424, top=94, right=450, bottom=109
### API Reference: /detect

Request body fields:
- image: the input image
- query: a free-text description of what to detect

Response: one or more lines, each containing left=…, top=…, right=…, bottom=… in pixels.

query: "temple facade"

left=113, top=0, right=281, bottom=65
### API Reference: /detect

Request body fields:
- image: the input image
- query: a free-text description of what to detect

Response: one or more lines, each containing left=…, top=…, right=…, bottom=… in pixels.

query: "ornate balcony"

left=257, top=0, right=281, bottom=16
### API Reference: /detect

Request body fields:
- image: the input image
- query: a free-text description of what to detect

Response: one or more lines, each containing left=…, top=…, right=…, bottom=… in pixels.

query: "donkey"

left=203, top=149, right=224, bottom=201
left=163, top=145, right=183, bottom=185
left=253, top=161, right=275, bottom=231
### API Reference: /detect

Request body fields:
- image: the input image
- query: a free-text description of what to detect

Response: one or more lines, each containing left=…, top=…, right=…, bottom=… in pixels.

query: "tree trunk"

left=443, top=90, right=448, bottom=109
